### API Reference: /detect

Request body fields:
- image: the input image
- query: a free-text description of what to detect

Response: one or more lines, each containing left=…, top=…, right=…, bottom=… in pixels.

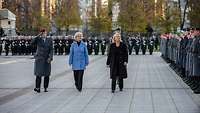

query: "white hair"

left=74, top=32, right=83, bottom=39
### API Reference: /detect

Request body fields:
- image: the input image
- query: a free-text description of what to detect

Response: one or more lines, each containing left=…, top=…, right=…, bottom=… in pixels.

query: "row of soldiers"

left=160, top=30, right=200, bottom=94
left=53, top=36, right=108, bottom=55
left=0, top=36, right=108, bottom=56
left=127, top=36, right=159, bottom=55
left=0, top=37, right=35, bottom=56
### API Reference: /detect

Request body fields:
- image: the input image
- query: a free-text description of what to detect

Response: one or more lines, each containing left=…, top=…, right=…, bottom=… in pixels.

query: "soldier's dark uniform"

left=94, top=39, right=99, bottom=55
left=134, top=38, right=140, bottom=55
left=68, top=37, right=74, bottom=54
left=154, top=36, right=159, bottom=50
left=21, top=39, right=26, bottom=55
left=11, top=40, right=16, bottom=55
left=25, top=40, right=30, bottom=55
left=128, top=37, right=134, bottom=55
left=31, top=37, right=37, bottom=55
left=148, top=37, right=154, bottom=55
left=141, top=38, right=147, bottom=55
left=4, top=39, right=10, bottom=56
left=0, top=39, right=2, bottom=55
left=54, top=38, right=59, bottom=55
left=57, top=38, right=62, bottom=55
left=64, top=39, right=70, bottom=55
left=18, top=39, right=22, bottom=55
left=87, top=39, right=93, bottom=55
left=101, top=39, right=107, bottom=55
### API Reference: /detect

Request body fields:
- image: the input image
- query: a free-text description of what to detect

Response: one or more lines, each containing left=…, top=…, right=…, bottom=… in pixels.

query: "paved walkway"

left=0, top=53, right=199, bottom=113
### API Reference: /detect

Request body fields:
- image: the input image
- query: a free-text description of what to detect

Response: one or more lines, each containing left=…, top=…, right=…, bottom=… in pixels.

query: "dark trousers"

left=73, top=70, right=84, bottom=91
left=112, top=78, right=123, bottom=91
left=35, top=76, right=49, bottom=89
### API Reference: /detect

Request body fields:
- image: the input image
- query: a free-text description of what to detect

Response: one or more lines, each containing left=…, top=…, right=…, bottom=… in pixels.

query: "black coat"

left=31, top=36, right=53, bottom=76
left=106, top=42, right=128, bottom=79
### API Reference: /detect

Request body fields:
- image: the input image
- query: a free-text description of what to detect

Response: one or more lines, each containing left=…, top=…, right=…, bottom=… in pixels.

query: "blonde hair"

left=113, top=32, right=122, bottom=42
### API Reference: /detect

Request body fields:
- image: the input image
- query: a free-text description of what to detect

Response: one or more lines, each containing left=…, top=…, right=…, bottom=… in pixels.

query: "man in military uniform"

left=134, top=37, right=140, bottom=55
left=94, top=37, right=99, bottom=55
left=0, top=39, right=2, bottom=55
left=154, top=35, right=159, bottom=50
left=191, top=30, right=200, bottom=94
left=54, top=37, right=59, bottom=55
left=65, top=38, right=70, bottom=55
left=4, top=39, right=10, bottom=56
left=128, top=37, right=134, bottom=55
left=148, top=37, right=154, bottom=55
left=58, top=38, right=63, bottom=55
left=67, top=35, right=74, bottom=54
left=87, top=38, right=93, bottom=55
left=19, top=38, right=22, bottom=55
left=25, top=39, right=30, bottom=55
left=11, top=39, right=15, bottom=55
left=21, top=39, right=26, bottom=55
left=31, top=36, right=37, bottom=55
left=101, top=38, right=107, bottom=55
left=141, top=37, right=147, bottom=55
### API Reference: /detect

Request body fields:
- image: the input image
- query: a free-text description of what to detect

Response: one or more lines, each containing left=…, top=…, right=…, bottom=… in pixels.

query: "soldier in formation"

left=101, top=38, right=107, bottom=55
left=94, top=37, right=100, bottom=55
left=87, top=38, right=93, bottom=55
left=0, top=35, right=110, bottom=56
left=127, top=35, right=156, bottom=55
left=0, top=39, right=2, bottom=55
left=148, top=36, right=155, bottom=55
left=128, top=37, right=134, bottom=55
left=141, top=37, right=147, bottom=55
left=134, top=37, right=140, bottom=55
left=160, top=29, right=200, bottom=94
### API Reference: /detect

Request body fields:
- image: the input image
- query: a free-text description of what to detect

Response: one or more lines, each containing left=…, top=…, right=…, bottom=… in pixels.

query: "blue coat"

left=69, top=41, right=89, bottom=70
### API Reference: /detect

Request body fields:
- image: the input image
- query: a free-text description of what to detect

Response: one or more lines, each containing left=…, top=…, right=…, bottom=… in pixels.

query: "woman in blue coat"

left=69, top=32, right=89, bottom=92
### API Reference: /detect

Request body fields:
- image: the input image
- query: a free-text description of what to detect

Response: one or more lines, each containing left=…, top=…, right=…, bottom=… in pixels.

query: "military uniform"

left=94, top=39, right=99, bottom=55
left=161, top=32, right=200, bottom=94
left=58, top=39, right=64, bottom=55
left=148, top=37, right=154, bottom=55
left=101, top=39, right=107, bottom=55
left=134, top=38, right=140, bottom=55
left=65, top=39, right=70, bottom=55
left=87, top=39, right=93, bottom=55
left=141, top=38, right=147, bottom=55
left=128, top=37, right=134, bottom=55
left=4, top=39, right=10, bottom=56
left=0, top=39, right=2, bottom=55
left=54, top=38, right=59, bottom=55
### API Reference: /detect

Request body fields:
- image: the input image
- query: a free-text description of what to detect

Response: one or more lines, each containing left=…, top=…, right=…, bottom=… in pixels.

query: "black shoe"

left=120, top=89, right=123, bottom=91
left=34, top=88, right=40, bottom=93
left=44, top=88, right=48, bottom=92
left=193, top=88, right=200, bottom=94
left=78, top=88, right=82, bottom=92
left=112, top=90, right=115, bottom=93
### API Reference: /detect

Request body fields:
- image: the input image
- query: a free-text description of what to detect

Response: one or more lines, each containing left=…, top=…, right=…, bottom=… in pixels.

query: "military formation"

left=0, top=34, right=160, bottom=56
left=0, top=36, right=109, bottom=56
left=0, top=36, right=35, bottom=56
left=127, top=35, right=159, bottom=55
left=160, top=29, right=200, bottom=94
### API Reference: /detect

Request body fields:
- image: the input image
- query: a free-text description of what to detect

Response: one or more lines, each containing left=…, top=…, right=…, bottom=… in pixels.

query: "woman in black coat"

left=106, top=32, right=128, bottom=93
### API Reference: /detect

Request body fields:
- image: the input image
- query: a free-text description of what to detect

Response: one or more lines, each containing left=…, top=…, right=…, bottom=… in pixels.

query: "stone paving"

left=0, top=53, right=199, bottom=113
